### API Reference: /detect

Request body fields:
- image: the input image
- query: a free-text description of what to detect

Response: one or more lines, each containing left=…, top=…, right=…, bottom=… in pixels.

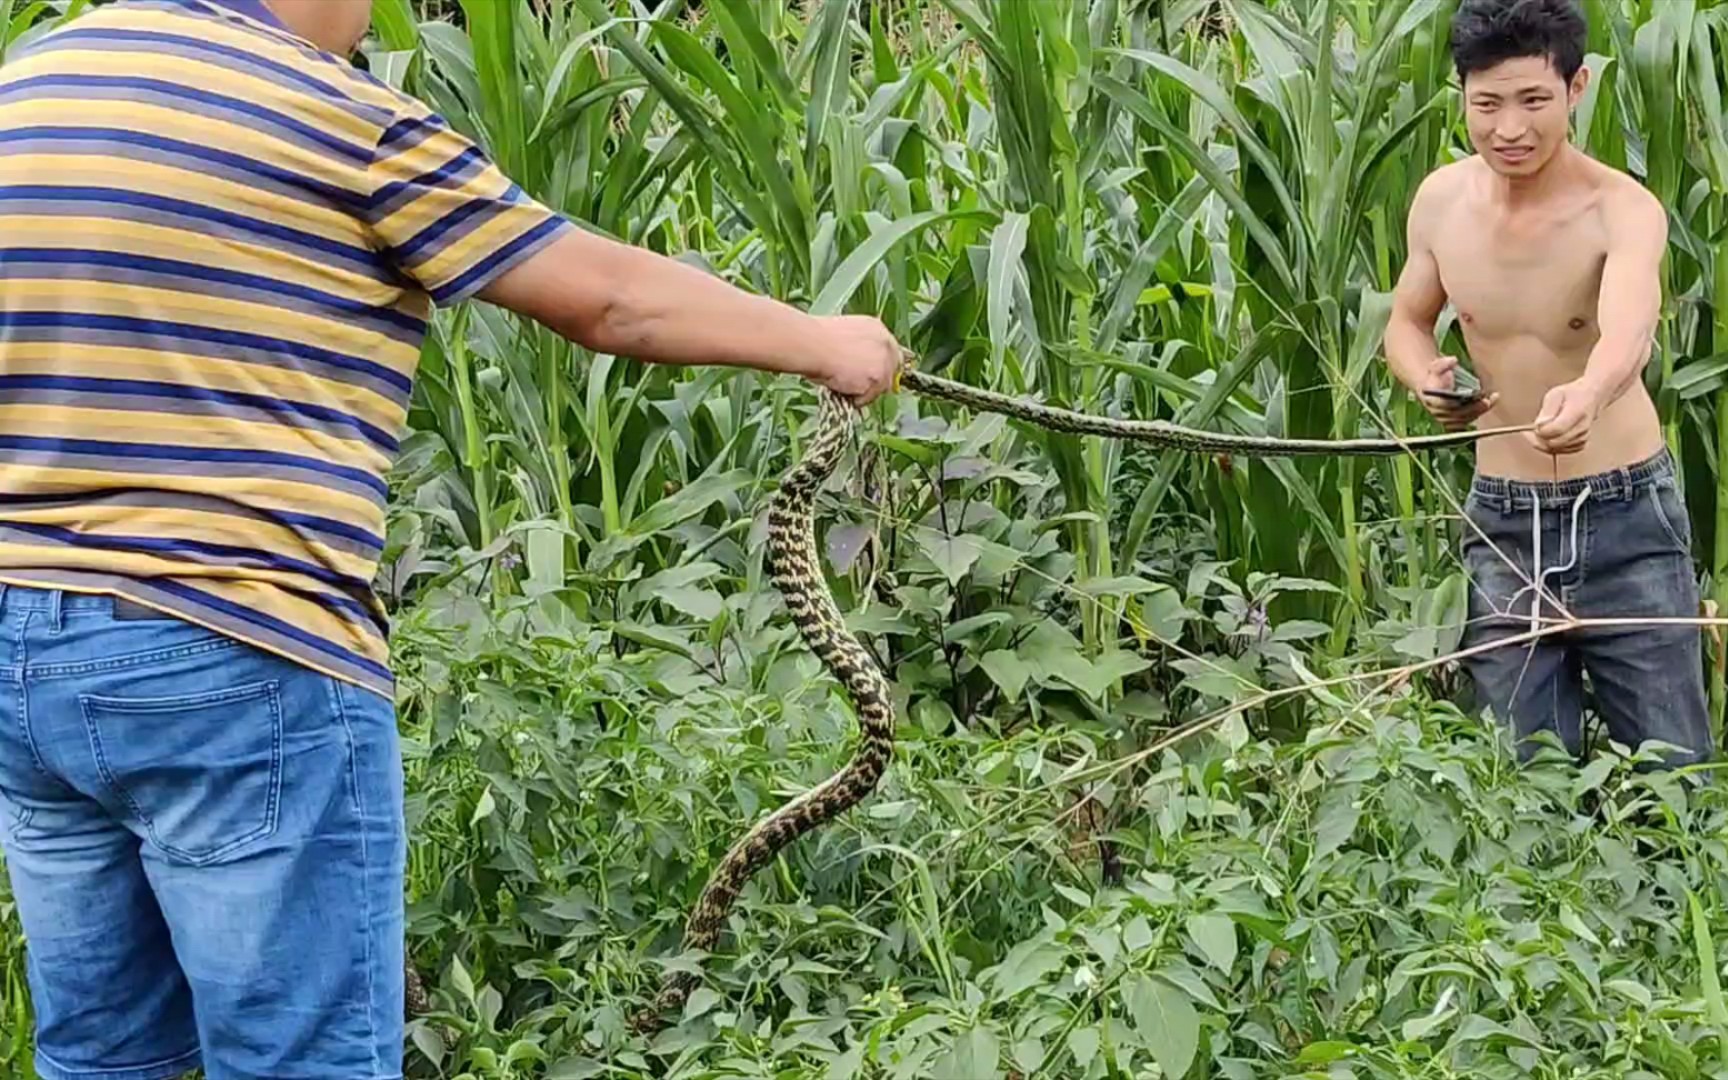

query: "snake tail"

left=632, top=391, right=894, bottom=1033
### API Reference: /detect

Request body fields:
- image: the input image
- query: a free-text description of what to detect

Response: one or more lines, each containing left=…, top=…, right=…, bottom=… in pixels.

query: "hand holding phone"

left=1418, top=356, right=1497, bottom=431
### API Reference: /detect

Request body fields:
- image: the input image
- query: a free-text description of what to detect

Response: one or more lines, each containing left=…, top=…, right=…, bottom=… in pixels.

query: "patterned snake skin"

left=611, top=354, right=1518, bottom=1032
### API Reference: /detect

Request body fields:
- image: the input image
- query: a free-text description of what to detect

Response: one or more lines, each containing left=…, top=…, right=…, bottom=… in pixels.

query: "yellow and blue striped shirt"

left=0, top=0, right=572, bottom=696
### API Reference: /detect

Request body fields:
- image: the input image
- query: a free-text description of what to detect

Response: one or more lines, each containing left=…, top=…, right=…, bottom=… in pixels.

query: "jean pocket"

left=1458, top=491, right=1504, bottom=552
left=1648, top=480, right=1693, bottom=554
left=80, top=680, right=283, bottom=865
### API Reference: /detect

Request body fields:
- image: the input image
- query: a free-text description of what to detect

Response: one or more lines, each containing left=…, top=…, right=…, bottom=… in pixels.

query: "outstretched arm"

left=1528, top=185, right=1667, bottom=454
left=364, top=103, right=900, bottom=405
left=477, top=226, right=900, bottom=404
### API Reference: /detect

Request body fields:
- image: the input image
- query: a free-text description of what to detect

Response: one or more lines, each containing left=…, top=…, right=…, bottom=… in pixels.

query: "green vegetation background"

left=4, top=0, right=1728, bottom=1077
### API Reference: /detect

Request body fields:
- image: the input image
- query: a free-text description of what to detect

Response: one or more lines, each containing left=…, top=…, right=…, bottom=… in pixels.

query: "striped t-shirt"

left=0, top=0, right=572, bottom=697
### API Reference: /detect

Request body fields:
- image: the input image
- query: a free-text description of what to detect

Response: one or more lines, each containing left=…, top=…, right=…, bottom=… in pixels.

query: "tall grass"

left=2, top=0, right=1727, bottom=1077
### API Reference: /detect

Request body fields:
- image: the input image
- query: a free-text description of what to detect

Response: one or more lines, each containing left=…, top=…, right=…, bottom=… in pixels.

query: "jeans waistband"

left=0, top=583, right=119, bottom=612
left=1469, top=448, right=1674, bottom=511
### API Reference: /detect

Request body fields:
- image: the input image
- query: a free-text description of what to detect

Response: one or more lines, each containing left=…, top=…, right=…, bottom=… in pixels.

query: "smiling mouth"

left=1495, top=146, right=1533, bottom=160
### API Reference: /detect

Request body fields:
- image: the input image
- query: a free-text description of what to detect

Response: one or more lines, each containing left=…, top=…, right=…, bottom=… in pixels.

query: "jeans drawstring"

left=1505, top=484, right=1591, bottom=633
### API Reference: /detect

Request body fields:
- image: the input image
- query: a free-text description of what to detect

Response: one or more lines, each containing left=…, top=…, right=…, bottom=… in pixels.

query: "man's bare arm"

left=1384, top=169, right=1497, bottom=429
left=1579, top=185, right=1667, bottom=407
left=1383, top=191, right=1448, bottom=393
left=475, top=224, right=900, bottom=403
left=1526, top=183, right=1667, bottom=454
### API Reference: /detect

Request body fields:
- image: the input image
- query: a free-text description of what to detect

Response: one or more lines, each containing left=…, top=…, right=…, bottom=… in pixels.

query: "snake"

left=628, top=354, right=1521, bottom=1032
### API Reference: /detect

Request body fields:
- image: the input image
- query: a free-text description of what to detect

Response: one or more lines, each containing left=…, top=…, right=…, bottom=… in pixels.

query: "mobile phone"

left=1421, top=387, right=1483, bottom=405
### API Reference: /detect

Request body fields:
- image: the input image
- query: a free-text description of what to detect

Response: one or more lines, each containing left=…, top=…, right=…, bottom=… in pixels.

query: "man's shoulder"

left=1412, top=158, right=1477, bottom=204
left=1406, top=158, right=1476, bottom=237
left=1587, top=159, right=1665, bottom=224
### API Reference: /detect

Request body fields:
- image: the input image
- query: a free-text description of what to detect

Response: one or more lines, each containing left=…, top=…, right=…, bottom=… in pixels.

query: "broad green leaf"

left=943, top=612, right=1013, bottom=643
left=654, top=586, right=723, bottom=621
left=1186, top=913, right=1238, bottom=974
left=824, top=1043, right=866, bottom=1080
left=1607, top=979, right=1654, bottom=1008
left=1449, top=1015, right=1545, bottom=1050
left=457, top=0, right=525, bottom=177
left=450, top=954, right=476, bottom=1003
left=987, top=211, right=1029, bottom=367
left=570, top=0, right=781, bottom=248
left=1123, top=915, right=1154, bottom=954
left=1690, top=15, right=1728, bottom=187
left=927, top=1006, right=995, bottom=1068
left=1312, top=788, right=1361, bottom=861
left=914, top=528, right=985, bottom=584
left=610, top=621, right=696, bottom=661
left=1076, top=575, right=1168, bottom=596
left=1093, top=79, right=1297, bottom=294
left=1669, top=352, right=1728, bottom=399
left=989, top=940, right=1066, bottom=998
left=1295, top=1041, right=1363, bottom=1064
left=1402, top=1004, right=1455, bottom=1042
left=470, top=786, right=496, bottom=827
left=1127, top=973, right=1199, bottom=1078
left=712, top=0, right=800, bottom=112
left=1067, top=1026, right=1100, bottom=1069
left=980, top=650, right=1031, bottom=699
left=683, top=987, right=722, bottom=1021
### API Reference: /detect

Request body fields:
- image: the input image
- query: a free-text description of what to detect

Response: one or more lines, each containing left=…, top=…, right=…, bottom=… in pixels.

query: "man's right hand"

left=800, top=315, right=901, bottom=405
left=1418, top=355, right=1498, bottom=431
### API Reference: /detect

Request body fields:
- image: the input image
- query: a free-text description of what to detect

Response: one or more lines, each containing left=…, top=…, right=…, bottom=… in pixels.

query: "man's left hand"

left=1527, top=378, right=1605, bottom=455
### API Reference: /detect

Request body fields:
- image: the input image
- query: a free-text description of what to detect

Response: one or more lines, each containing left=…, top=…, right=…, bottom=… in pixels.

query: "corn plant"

left=5, top=1, right=1728, bottom=1077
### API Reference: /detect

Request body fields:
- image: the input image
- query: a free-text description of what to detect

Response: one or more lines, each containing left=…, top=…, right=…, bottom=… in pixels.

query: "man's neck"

left=255, top=0, right=362, bottom=55
left=1489, top=142, right=1583, bottom=212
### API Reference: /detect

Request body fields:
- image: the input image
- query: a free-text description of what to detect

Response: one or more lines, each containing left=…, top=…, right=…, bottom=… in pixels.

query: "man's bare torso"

left=1420, top=154, right=1664, bottom=480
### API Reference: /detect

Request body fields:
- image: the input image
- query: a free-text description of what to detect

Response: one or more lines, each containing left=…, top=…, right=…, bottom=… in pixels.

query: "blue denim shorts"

left=0, top=584, right=404, bottom=1079
left=1459, top=449, right=1714, bottom=767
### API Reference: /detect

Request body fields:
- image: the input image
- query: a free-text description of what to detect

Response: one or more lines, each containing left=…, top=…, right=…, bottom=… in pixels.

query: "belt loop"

left=0, top=582, right=9, bottom=615
left=49, top=589, right=62, bottom=634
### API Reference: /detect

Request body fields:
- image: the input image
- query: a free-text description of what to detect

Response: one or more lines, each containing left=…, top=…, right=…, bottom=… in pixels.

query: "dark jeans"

left=1459, top=449, right=1714, bottom=768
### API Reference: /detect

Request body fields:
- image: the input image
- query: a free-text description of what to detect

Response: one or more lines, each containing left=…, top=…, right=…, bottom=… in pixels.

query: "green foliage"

left=3, top=0, right=1728, bottom=1078
left=265, top=583, right=1728, bottom=1079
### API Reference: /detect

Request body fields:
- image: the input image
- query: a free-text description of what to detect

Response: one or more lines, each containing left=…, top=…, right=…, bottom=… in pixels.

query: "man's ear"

left=1568, top=62, right=1592, bottom=108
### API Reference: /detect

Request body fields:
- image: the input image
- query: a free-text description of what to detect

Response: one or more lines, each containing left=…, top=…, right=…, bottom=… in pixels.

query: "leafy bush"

left=4, top=0, right=1728, bottom=1078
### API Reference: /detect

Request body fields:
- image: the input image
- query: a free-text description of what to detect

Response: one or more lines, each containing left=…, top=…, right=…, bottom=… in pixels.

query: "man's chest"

left=1430, top=206, right=1608, bottom=346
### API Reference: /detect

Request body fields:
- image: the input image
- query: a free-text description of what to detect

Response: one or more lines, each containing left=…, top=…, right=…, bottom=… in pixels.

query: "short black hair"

left=1449, top=0, right=1587, bottom=85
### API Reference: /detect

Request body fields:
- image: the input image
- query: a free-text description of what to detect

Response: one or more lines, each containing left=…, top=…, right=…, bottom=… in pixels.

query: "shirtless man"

left=1383, top=0, right=1712, bottom=767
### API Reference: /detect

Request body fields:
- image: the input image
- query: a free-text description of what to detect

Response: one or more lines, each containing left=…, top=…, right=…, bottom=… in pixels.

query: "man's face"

left=1462, top=55, right=1587, bottom=177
